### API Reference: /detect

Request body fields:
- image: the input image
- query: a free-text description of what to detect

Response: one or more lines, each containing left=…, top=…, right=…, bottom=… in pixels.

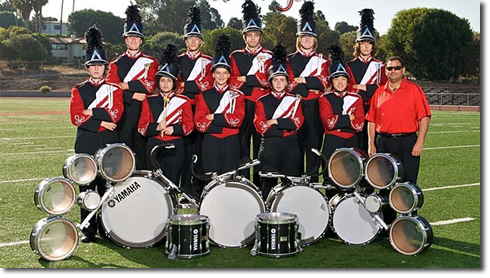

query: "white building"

left=41, top=21, right=69, bottom=36
left=48, top=35, right=85, bottom=63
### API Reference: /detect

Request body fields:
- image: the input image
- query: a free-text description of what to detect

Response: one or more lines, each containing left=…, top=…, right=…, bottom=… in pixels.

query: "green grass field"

left=0, top=98, right=481, bottom=268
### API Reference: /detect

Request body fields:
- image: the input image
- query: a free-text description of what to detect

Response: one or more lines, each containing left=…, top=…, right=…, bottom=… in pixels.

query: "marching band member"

left=319, top=44, right=364, bottom=197
left=229, top=0, right=272, bottom=185
left=347, top=9, right=387, bottom=153
left=106, top=4, right=158, bottom=170
left=287, top=1, right=330, bottom=180
left=69, top=26, right=124, bottom=243
left=138, top=44, right=194, bottom=186
left=254, top=43, right=304, bottom=200
left=178, top=6, right=213, bottom=199
left=194, top=35, right=245, bottom=175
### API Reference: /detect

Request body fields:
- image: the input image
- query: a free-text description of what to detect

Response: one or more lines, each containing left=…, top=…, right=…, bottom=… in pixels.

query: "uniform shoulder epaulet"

left=230, top=88, right=244, bottom=96
left=74, top=80, right=89, bottom=88
left=104, top=82, right=122, bottom=89
left=346, top=91, right=362, bottom=99
left=175, top=94, right=191, bottom=101
left=141, top=53, right=158, bottom=61
left=287, top=51, right=299, bottom=58
left=347, top=57, right=357, bottom=64
left=231, top=49, right=246, bottom=56
left=321, top=91, right=334, bottom=97
left=178, top=52, right=186, bottom=58
left=256, top=92, right=271, bottom=102
left=200, top=53, right=213, bottom=60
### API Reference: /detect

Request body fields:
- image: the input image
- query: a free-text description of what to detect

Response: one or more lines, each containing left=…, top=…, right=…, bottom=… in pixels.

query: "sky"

left=39, top=0, right=481, bottom=35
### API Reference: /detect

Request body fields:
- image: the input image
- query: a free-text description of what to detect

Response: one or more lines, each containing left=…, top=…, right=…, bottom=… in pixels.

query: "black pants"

left=117, top=100, right=147, bottom=170
left=258, top=135, right=301, bottom=201
left=298, top=99, right=324, bottom=181
left=202, top=134, right=240, bottom=175
left=79, top=176, right=107, bottom=238
left=239, top=99, right=261, bottom=187
left=146, top=138, right=184, bottom=187
left=321, top=134, right=359, bottom=199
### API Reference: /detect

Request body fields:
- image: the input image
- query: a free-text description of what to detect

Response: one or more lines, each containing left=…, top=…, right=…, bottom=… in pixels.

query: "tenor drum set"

left=30, top=144, right=432, bottom=262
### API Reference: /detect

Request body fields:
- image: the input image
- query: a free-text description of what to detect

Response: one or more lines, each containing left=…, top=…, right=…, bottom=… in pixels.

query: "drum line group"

left=30, top=142, right=432, bottom=262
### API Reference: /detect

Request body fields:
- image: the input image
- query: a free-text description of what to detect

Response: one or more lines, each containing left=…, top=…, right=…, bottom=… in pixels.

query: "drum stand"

left=352, top=190, right=389, bottom=231
left=77, top=182, right=115, bottom=232
left=152, top=168, right=200, bottom=209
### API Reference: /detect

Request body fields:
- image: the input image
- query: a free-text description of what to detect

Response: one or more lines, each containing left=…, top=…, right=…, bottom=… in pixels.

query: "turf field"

left=0, top=97, right=480, bottom=268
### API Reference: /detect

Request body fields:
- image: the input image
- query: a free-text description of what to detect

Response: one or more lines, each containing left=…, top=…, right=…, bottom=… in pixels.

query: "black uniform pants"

left=298, top=98, right=324, bottom=181
left=146, top=138, right=184, bottom=187
left=79, top=177, right=107, bottom=238
left=239, top=99, right=261, bottom=186
left=117, top=100, right=147, bottom=170
left=258, top=135, right=301, bottom=201
left=202, top=134, right=240, bottom=175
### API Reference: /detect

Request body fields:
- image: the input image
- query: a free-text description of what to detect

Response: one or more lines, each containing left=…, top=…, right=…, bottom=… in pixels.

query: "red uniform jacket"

left=177, top=51, right=214, bottom=104
left=319, top=91, right=365, bottom=139
left=287, top=50, right=331, bottom=100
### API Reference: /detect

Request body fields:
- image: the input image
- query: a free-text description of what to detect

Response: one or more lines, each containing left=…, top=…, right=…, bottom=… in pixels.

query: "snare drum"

left=266, top=185, right=329, bottom=245
left=62, top=154, right=98, bottom=185
left=331, top=193, right=382, bottom=245
left=254, top=212, right=300, bottom=258
left=100, top=173, right=175, bottom=248
left=166, top=214, right=210, bottom=259
left=95, top=143, right=135, bottom=182
left=328, top=148, right=367, bottom=189
left=365, top=153, right=404, bottom=190
left=199, top=179, right=266, bottom=248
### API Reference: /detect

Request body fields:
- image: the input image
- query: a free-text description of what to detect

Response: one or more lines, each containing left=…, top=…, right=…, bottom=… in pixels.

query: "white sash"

left=123, top=57, right=155, bottom=83
left=342, top=95, right=359, bottom=115
left=247, top=52, right=273, bottom=75
left=360, top=61, right=383, bottom=85
left=215, top=91, right=240, bottom=114
left=188, top=58, right=212, bottom=81
left=156, top=96, right=187, bottom=125
left=272, top=96, right=297, bottom=119
left=300, top=56, right=327, bottom=77
left=87, top=84, right=118, bottom=109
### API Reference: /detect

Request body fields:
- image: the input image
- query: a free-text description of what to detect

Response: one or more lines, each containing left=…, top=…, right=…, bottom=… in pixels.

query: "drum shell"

left=365, top=153, right=404, bottom=190
left=62, top=154, right=97, bottom=185
left=30, top=216, right=79, bottom=262
left=328, top=148, right=367, bottom=189
left=199, top=179, right=266, bottom=248
left=389, top=182, right=424, bottom=214
left=34, top=177, right=76, bottom=216
left=365, top=194, right=388, bottom=213
left=166, top=214, right=210, bottom=258
left=77, top=190, right=101, bottom=211
left=255, top=213, right=300, bottom=258
left=389, top=215, right=433, bottom=256
left=95, top=143, right=135, bottom=182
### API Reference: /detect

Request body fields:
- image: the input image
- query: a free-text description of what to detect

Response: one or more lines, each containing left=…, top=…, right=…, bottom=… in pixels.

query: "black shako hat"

left=212, top=35, right=232, bottom=72
left=156, top=44, right=180, bottom=81
left=356, top=8, right=376, bottom=42
left=123, top=4, right=144, bottom=38
left=297, top=1, right=317, bottom=37
left=184, top=6, right=203, bottom=39
left=328, top=44, right=349, bottom=80
left=84, top=25, right=108, bottom=66
left=268, top=43, right=289, bottom=81
left=242, top=0, right=262, bottom=34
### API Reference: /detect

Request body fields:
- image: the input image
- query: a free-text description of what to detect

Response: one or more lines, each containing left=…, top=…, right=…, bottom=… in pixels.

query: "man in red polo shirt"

left=366, top=57, right=431, bottom=184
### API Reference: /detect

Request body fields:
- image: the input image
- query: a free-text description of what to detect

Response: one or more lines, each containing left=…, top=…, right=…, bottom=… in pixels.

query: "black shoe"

left=81, top=234, right=96, bottom=243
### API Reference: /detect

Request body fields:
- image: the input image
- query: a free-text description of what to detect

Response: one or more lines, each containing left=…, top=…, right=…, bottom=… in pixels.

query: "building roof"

left=48, top=37, right=85, bottom=44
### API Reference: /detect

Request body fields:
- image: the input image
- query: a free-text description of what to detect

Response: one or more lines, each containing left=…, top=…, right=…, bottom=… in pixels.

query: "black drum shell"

left=365, top=153, right=405, bottom=190
left=255, top=213, right=300, bottom=258
left=166, top=215, right=210, bottom=259
left=328, top=148, right=367, bottom=189
left=389, top=182, right=424, bottom=214
left=389, top=215, right=433, bottom=256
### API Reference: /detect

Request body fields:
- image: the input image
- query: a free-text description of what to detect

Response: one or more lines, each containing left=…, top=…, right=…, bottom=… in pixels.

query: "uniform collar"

left=186, top=50, right=201, bottom=60
left=271, top=90, right=286, bottom=99
left=384, top=78, right=407, bottom=93
left=214, top=84, right=229, bottom=93
left=245, top=45, right=263, bottom=55
left=298, top=49, right=315, bottom=57
left=160, top=91, right=175, bottom=99
left=333, top=90, right=347, bottom=98
left=125, top=50, right=142, bottom=59
left=88, top=78, right=105, bottom=86
left=358, top=55, right=373, bottom=63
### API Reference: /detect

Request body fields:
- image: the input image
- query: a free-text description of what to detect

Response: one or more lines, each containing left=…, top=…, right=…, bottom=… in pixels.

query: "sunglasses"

left=387, top=66, right=403, bottom=71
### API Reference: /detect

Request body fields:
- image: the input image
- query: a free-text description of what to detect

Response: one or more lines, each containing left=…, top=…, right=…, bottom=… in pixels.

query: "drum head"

left=269, top=186, right=329, bottom=245
left=101, top=176, right=173, bottom=248
left=199, top=181, right=265, bottom=248
left=332, top=195, right=380, bottom=245
left=328, top=148, right=366, bottom=188
left=35, top=178, right=76, bottom=215
left=389, top=183, right=418, bottom=214
left=30, top=217, right=79, bottom=261
left=389, top=216, right=432, bottom=255
left=97, top=144, right=135, bottom=182
left=365, top=154, right=402, bottom=190
left=63, top=154, right=97, bottom=185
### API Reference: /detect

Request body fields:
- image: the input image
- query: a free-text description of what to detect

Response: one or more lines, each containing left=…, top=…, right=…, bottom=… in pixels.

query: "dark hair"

left=387, top=56, right=405, bottom=68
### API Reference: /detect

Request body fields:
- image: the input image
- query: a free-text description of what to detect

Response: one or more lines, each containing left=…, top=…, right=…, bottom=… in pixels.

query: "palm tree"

left=12, top=0, right=34, bottom=32
left=33, top=0, right=49, bottom=33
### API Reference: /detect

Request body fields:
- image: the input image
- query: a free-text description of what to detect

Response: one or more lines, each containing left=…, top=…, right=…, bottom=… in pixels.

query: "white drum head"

left=269, top=186, right=329, bottom=245
left=332, top=196, right=380, bottom=245
left=101, top=177, right=173, bottom=248
left=199, top=181, right=265, bottom=248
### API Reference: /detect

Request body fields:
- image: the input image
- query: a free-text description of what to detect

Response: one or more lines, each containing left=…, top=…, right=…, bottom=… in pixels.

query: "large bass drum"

left=330, top=193, right=382, bottom=245
left=266, top=184, right=330, bottom=246
left=100, top=172, right=175, bottom=248
left=199, top=179, right=266, bottom=248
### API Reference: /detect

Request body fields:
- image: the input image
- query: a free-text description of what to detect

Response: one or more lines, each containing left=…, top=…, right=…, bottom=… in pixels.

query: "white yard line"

left=429, top=130, right=480, bottom=134
left=0, top=149, right=73, bottom=156
left=0, top=178, right=45, bottom=184
left=0, top=136, right=72, bottom=141
left=423, top=183, right=480, bottom=192
left=424, top=145, right=480, bottom=150
left=430, top=217, right=476, bottom=226
left=0, top=240, right=29, bottom=248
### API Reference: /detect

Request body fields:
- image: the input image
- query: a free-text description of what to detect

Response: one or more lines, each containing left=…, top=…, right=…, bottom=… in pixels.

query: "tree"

left=197, top=0, right=224, bottom=30
left=384, top=8, right=474, bottom=82
left=0, top=10, right=18, bottom=28
left=32, top=0, right=48, bottom=33
left=68, top=9, right=124, bottom=43
left=261, top=11, right=296, bottom=52
left=338, top=31, right=357, bottom=61
left=334, top=21, right=357, bottom=35
left=227, top=17, right=242, bottom=30
left=141, top=31, right=185, bottom=58
left=201, top=27, right=243, bottom=56
left=0, top=26, right=51, bottom=65
left=12, top=0, right=33, bottom=32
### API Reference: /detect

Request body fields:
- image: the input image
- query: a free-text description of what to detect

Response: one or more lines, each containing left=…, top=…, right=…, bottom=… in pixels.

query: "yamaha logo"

left=108, top=200, right=116, bottom=208
left=270, top=228, right=277, bottom=250
left=193, top=229, right=199, bottom=251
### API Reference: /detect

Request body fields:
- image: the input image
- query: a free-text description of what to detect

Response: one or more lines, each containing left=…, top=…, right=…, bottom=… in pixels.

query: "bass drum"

left=330, top=193, right=382, bottom=245
left=199, top=179, right=266, bottom=248
left=266, top=185, right=330, bottom=246
left=100, top=172, right=175, bottom=248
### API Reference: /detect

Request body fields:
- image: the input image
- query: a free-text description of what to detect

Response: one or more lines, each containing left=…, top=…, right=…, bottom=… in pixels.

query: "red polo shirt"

left=366, top=78, right=431, bottom=134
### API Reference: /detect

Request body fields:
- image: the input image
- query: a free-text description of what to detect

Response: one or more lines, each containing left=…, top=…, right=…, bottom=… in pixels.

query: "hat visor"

left=85, top=60, right=108, bottom=66
left=268, top=72, right=289, bottom=81
left=356, top=36, right=375, bottom=42
left=184, top=32, right=203, bottom=39
left=156, top=71, right=177, bottom=81
left=243, top=27, right=263, bottom=34
left=211, top=63, right=231, bottom=72
left=329, top=72, right=350, bottom=80
left=296, top=31, right=317, bottom=37
left=123, top=31, right=144, bottom=38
